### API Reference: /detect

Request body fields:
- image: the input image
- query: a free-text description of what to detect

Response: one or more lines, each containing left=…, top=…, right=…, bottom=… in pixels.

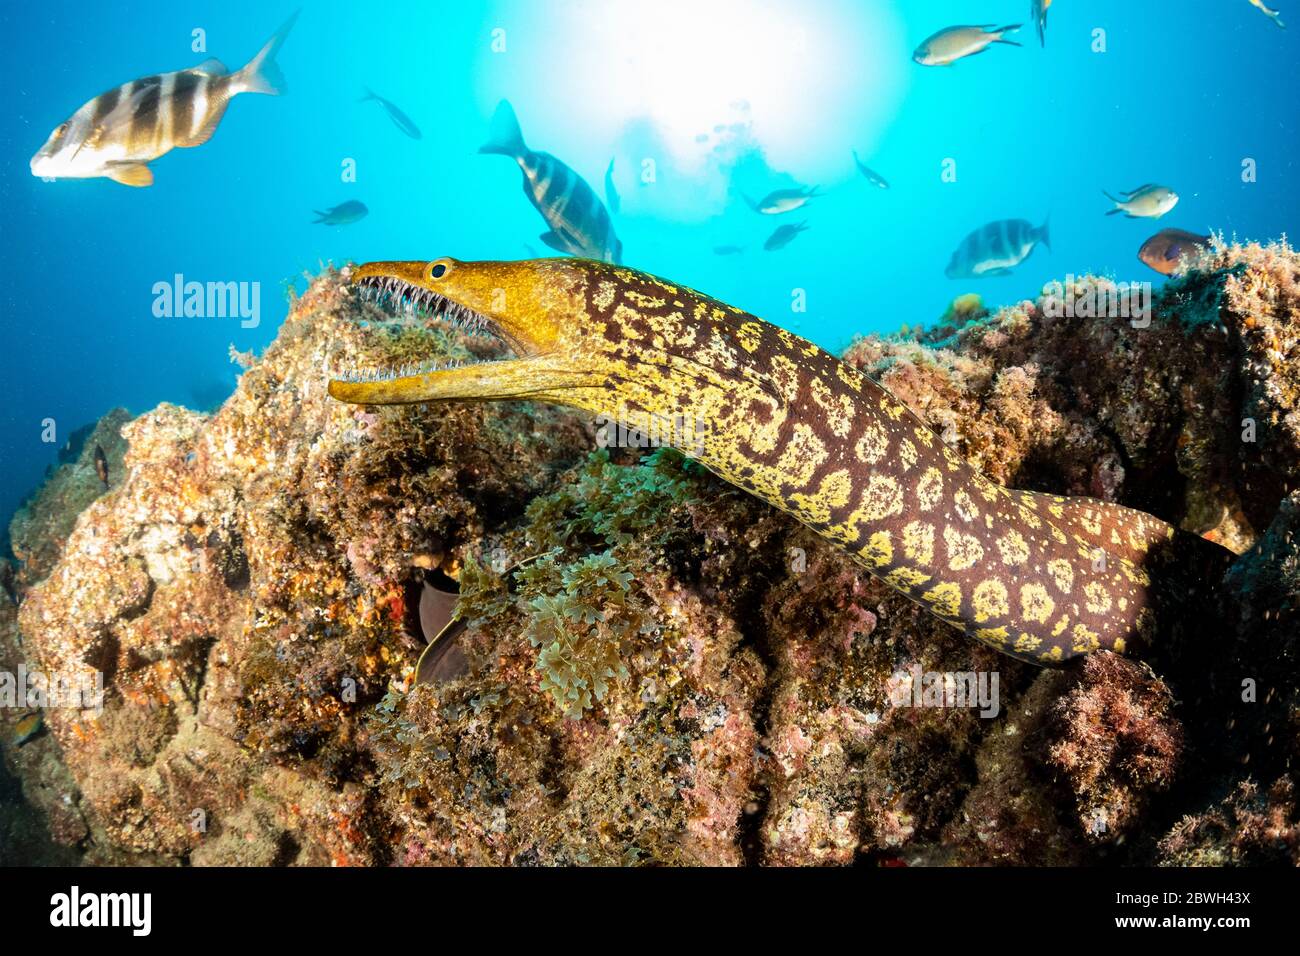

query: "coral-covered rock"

left=8, top=408, right=131, bottom=590
left=3, top=242, right=1299, bottom=866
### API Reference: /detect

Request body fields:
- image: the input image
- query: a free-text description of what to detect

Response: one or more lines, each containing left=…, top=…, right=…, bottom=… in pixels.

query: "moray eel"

left=329, top=257, right=1229, bottom=666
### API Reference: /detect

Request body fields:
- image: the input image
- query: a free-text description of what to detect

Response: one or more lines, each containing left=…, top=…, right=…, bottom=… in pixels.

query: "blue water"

left=2, top=0, right=1297, bottom=541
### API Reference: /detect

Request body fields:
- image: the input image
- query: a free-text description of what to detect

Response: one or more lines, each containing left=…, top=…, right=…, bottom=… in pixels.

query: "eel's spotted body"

left=329, top=257, right=1226, bottom=665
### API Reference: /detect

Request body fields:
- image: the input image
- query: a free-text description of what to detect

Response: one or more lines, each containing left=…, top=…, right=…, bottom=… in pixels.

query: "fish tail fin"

left=234, top=8, right=299, bottom=96
left=480, top=99, right=526, bottom=157
left=741, top=192, right=759, bottom=212
left=312, top=210, right=327, bottom=223
left=359, top=86, right=377, bottom=103
left=1102, top=190, right=1123, bottom=213
left=995, top=24, right=1023, bottom=44
left=1038, top=217, right=1051, bottom=252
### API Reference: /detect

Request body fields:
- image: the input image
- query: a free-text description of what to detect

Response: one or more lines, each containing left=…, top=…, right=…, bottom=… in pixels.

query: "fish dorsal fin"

left=105, top=162, right=153, bottom=187
left=192, top=58, right=228, bottom=76
left=1125, top=184, right=1156, bottom=195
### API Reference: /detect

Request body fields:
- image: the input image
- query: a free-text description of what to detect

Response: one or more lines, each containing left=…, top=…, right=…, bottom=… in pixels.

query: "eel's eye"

left=429, top=259, right=452, bottom=280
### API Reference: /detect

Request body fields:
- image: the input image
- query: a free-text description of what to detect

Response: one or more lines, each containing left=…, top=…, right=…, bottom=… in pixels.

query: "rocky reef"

left=2, top=241, right=1298, bottom=866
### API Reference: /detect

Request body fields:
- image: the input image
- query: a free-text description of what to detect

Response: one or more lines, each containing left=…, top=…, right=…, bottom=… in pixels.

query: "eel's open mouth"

left=353, top=273, right=514, bottom=352
left=328, top=259, right=591, bottom=406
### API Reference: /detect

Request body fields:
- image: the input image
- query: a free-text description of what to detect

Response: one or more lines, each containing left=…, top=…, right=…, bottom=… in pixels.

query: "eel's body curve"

left=328, top=257, right=1227, bottom=665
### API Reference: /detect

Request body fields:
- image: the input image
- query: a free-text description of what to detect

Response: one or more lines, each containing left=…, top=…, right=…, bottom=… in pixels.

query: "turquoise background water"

left=1, top=0, right=1297, bottom=542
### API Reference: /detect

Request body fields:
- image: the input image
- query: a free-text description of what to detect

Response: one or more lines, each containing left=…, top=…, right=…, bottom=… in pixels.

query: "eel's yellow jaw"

left=328, top=257, right=605, bottom=406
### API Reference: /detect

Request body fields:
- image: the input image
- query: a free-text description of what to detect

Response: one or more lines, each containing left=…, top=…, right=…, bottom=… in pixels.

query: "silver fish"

left=604, top=157, right=621, bottom=215
left=1104, top=184, right=1178, bottom=219
left=1248, top=0, right=1286, bottom=28
left=1032, top=0, right=1053, bottom=46
left=480, top=100, right=622, bottom=264
left=914, top=24, right=1022, bottom=66
left=30, top=11, right=298, bottom=187
left=313, top=200, right=368, bottom=225
left=746, top=186, right=818, bottom=214
left=360, top=87, right=422, bottom=139
left=763, top=222, right=809, bottom=251
left=851, top=150, right=889, bottom=189
left=946, top=218, right=1050, bottom=279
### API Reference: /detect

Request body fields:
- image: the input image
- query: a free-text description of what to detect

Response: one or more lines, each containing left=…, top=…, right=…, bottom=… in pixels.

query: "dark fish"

left=12, top=712, right=42, bottom=748
left=763, top=221, right=809, bottom=251
left=413, top=575, right=468, bottom=686
left=410, top=557, right=542, bottom=687
left=313, top=200, right=368, bottom=225
left=746, top=186, right=818, bottom=214
left=360, top=88, right=422, bottom=139
left=480, top=100, right=622, bottom=263
left=30, top=11, right=299, bottom=187
left=94, top=444, right=109, bottom=489
left=604, top=157, right=621, bottom=215
left=946, top=218, right=1050, bottom=278
left=851, top=150, right=889, bottom=189
left=1032, top=0, right=1053, bottom=46
left=713, top=244, right=745, bottom=255
left=1138, top=228, right=1211, bottom=276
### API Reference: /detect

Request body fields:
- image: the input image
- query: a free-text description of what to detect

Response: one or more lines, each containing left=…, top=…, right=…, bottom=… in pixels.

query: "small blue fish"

left=713, top=244, right=745, bottom=256
left=313, top=200, right=368, bottom=225
left=764, top=222, right=809, bottom=251
left=852, top=150, right=889, bottom=189
left=360, top=88, right=422, bottom=139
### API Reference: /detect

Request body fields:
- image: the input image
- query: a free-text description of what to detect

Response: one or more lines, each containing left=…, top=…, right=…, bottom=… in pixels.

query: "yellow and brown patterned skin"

left=328, top=257, right=1221, bottom=666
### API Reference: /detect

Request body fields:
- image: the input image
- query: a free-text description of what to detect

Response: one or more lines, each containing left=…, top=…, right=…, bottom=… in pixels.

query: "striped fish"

left=479, top=100, right=622, bottom=264
left=945, top=218, right=1050, bottom=279
left=30, top=11, right=298, bottom=187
